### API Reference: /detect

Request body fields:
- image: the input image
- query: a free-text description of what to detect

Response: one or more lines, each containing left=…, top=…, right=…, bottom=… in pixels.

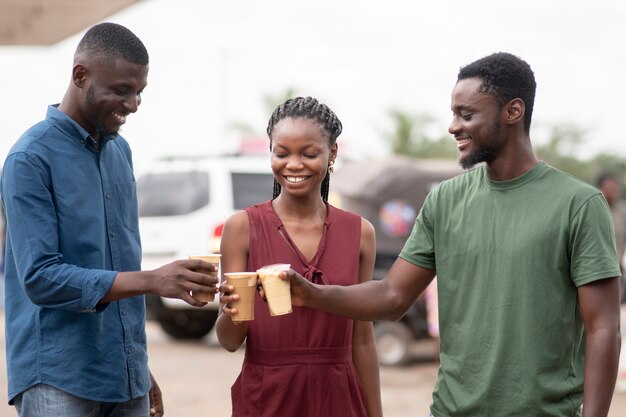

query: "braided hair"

left=267, top=96, right=342, bottom=201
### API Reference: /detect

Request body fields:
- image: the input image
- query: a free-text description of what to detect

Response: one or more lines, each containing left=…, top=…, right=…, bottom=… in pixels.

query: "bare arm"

left=351, top=218, right=383, bottom=417
left=100, top=259, right=218, bottom=306
left=579, top=277, right=621, bottom=417
left=285, top=257, right=436, bottom=322
left=216, top=211, right=251, bottom=352
left=149, top=370, right=164, bottom=417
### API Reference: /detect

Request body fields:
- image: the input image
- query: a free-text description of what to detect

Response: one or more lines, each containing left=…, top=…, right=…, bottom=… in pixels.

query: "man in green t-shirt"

left=262, top=53, right=622, bottom=416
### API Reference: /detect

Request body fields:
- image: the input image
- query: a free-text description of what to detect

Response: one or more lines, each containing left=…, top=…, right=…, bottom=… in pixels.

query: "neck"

left=485, top=134, right=538, bottom=181
left=272, top=194, right=327, bottom=222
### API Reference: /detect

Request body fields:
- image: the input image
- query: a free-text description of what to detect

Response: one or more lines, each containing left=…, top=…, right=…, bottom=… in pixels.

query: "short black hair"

left=76, top=22, right=148, bottom=67
left=266, top=96, right=342, bottom=201
left=458, top=52, right=536, bottom=133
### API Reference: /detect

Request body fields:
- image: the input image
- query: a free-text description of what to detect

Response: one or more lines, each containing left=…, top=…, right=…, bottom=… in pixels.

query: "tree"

left=384, top=109, right=456, bottom=159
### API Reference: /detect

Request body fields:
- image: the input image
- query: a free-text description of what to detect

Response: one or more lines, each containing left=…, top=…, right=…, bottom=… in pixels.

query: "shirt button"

left=106, top=193, right=111, bottom=199
left=121, top=309, right=126, bottom=315
left=111, top=231, right=117, bottom=238
left=127, top=348, right=132, bottom=354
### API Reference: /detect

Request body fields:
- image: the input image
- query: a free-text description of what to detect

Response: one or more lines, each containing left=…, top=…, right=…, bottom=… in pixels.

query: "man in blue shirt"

left=1, top=23, right=217, bottom=417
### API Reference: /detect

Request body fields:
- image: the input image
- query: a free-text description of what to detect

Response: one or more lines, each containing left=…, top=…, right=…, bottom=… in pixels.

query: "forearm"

left=306, top=279, right=409, bottom=321
left=216, top=312, right=248, bottom=352
left=352, top=328, right=383, bottom=417
left=100, top=271, right=152, bottom=303
left=20, top=262, right=116, bottom=311
left=582, top=327, right=620, bottom=417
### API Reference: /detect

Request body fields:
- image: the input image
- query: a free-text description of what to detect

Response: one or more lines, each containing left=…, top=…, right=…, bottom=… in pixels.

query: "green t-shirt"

left=399, top=162, right=620, bottom=417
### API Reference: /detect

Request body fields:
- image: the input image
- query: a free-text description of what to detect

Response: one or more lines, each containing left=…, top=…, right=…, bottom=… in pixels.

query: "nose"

left=448, top=117, right=461, bottom=135
left=285, top=155, right=304, bottom=170
left=124, top=94, right=141, bottom=113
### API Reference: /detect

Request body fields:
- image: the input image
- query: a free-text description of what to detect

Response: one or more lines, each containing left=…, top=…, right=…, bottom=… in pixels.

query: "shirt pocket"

left=116, top=181, right=138, bottom=232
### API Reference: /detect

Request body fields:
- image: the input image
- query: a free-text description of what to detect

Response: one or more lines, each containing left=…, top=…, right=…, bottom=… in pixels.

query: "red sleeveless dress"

left=230, top=200, right=367, bottom=417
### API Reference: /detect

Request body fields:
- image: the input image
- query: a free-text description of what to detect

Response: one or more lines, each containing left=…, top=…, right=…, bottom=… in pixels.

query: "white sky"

left=1, top=0, right=625, bottom=175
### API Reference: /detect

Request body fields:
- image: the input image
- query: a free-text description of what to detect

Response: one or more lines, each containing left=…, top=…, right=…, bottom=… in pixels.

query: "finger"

left=186, top=258, right=218, bottom=272
left=219, top=284, right=235, bottom=294
left=180, top=292, right=208, bottom=307
left=186, top=271, right=220, bottom=285
left=219, top=293, right=239, bottom=304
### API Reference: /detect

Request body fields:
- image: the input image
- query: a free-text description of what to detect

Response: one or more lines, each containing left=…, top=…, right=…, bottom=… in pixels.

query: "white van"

left=137, top=154, right=273, bottom=339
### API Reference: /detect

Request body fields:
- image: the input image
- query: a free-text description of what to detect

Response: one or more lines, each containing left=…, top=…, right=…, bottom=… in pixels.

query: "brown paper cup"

left=224, top=272, right=258, bottom=322
left=189, top=254, right=221, bottom=302
left=257, top=264, right=292, bottom=316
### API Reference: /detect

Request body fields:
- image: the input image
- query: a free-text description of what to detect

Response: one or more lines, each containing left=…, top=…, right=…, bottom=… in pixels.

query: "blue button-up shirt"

left=1, top=105, right=149, bottom=403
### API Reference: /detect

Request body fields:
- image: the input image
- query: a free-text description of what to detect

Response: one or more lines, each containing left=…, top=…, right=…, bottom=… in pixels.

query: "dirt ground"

left=0, top=312, right=626, bottom=416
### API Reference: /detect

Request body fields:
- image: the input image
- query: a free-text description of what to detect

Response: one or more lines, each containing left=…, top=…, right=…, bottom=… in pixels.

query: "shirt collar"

left=46, top=104, right=115, bottom=151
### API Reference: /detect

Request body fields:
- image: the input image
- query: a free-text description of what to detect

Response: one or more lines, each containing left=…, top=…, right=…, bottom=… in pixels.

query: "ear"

left=72, top=64, right=88, bottom=89
left=503, top=98, right=525, bottom=126
left=329, top=143, right=338, bottom=164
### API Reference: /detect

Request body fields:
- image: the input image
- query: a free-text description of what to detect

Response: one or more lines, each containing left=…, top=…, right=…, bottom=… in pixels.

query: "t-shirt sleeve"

left=570, top=193, right=622, bottom=286
left=399, top=191, right=436, bottom=270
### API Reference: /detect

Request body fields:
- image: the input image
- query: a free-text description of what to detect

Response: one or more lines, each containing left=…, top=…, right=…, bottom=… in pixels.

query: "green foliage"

left=384, top=109, right=456, bottom=159
left=534, top=123, right=626, bottom=187
left=228, top=87, right=300, bottom=136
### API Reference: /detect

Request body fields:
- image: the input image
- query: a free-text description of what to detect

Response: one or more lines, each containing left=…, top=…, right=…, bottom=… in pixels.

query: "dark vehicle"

left=331, top=157, right=460, bottom=365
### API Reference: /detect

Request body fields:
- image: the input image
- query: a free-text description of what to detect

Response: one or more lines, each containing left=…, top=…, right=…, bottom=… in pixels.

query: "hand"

left=151, top=259, right=219, bottom=307
left=218, top=281, right=248, bottom=323
left=149, top=372, right=164, bottom=417
left=279, top=269, right=313, bottom=307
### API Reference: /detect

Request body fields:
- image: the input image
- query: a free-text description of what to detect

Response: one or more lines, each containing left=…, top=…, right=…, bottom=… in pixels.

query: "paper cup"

left=257, top=264, right=292, bottom=316
left=189, top=254, right=221, bottom=302
left=224, top=272, right=258, bottom=322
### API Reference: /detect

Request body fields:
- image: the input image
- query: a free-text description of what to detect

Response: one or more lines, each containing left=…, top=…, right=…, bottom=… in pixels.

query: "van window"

left=232, top=173, right=274, bottom=209
left=138, top=171, right=209, bottom=217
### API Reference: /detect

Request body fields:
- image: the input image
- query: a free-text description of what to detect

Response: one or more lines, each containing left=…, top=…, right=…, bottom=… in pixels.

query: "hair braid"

left=267, top=97, right=342, bottom=201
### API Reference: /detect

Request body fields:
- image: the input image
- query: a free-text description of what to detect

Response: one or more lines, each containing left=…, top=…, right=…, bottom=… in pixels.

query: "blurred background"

left=1, top=0, right=626, bottom=177
left=2, top=0, right=626, bottom=416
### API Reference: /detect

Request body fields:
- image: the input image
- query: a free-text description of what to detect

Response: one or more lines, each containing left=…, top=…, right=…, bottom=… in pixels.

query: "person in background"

left=282, top=53, right=621, bottom=417
left=216, top=96, right=383, bottom=417
left=1, top=22, right=217, bottom=417
left=597, top=173, right=626, bottom=302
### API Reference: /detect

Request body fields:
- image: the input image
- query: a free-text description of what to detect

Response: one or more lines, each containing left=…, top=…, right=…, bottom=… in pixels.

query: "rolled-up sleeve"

left=2, top=152, right=116, bottom=312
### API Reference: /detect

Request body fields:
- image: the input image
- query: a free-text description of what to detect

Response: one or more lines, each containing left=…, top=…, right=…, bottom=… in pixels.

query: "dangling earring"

left=328, top=162, right=334, bottom=174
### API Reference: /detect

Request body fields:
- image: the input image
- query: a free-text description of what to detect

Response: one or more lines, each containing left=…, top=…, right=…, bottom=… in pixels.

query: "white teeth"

left=286, top=176, right=306, bottom=183
left=457, top=138, right=471, bottom=148
left=113, top=112, right=127, bottom=124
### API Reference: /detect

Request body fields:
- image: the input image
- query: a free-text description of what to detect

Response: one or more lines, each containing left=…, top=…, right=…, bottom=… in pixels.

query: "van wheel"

left=157, top=310, right=218, bottom=339
left=374, top=322, right=412, bottom=366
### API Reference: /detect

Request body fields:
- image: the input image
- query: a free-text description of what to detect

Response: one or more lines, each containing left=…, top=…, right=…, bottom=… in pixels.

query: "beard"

left=459, top=145, right=498, bottom=169
left=459, top=117, right=501, bottom=169
left=85, top=86, right=119, bottom=139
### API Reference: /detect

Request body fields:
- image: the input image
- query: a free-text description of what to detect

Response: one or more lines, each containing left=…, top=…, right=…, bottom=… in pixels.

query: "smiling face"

left=270, top=117, right=337, bottom=200
left=449, top=78, right=507, bottom=169
left=76, top=56, right=148, bottom=140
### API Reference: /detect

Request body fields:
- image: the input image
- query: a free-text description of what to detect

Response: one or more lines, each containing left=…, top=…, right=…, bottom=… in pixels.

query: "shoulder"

left=224, top=210, right=250, bottom=232
left=328, top=203, right=362, bottom=225
left=360, top=216, right=375, bottom=244
left=8, top=120, right=54, bottom=157
left=538, top=164, right=602, bottom=206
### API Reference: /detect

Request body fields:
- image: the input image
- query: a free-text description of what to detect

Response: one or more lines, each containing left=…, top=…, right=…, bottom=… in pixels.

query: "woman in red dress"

left=216, top=97, right=382, bottom=417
